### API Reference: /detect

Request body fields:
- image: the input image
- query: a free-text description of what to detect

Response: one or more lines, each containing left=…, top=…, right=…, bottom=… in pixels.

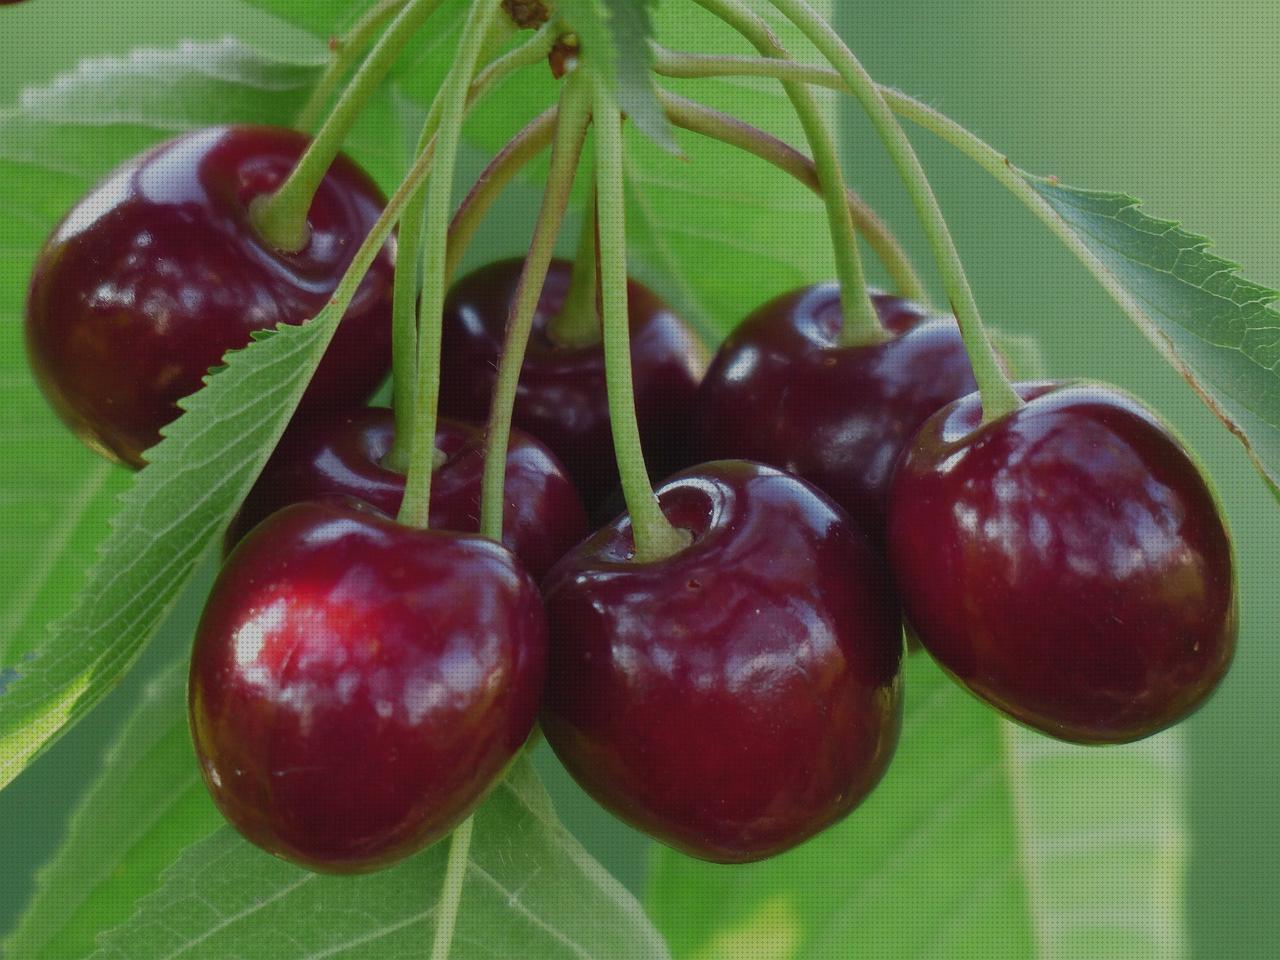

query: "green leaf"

left=1004, top=724, right=1188, bottom=958
left=0, top=35, right=326, bottom=672
left=0, top=36, right=337, bottom=792
left=3, top=590, right=222, bottom=960
left=90, top=757, right=669, bottom=959
left=647, top=655, right=1189, bottom=959
left=0, top=307, right=347, bottom=792
left=1028, top=180, right=1280, bottom=499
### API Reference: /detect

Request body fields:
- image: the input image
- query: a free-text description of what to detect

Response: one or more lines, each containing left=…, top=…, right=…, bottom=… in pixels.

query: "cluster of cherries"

left=26, top=124, right=1237, bottom=873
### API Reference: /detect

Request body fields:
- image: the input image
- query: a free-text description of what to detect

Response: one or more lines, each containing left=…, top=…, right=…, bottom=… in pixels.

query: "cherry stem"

left=658, top=91, right=926, bottom=303
left=385, top=200, right=427, bottom=473
left=241, top=71, right=467, bottom=450
left=427, top=816, right=473, bottom=960
left=296, top=0, right=407, bottom=132
left=593, top=78, right=690, bottom=563
left=384, top=17, right=548, bottom=473
left=252, top=0, right=446, bottom=254
left=693, top=0, right=881, bottom=347
left=480, top=72, right=592, bottom=542
left=760, top=0, right=1020, bottom=420
left=857, top=90, right=1157, bottom=366
left=399, top=0, right=505, bottom=530
left=446, top=106, right=558, bottom=281
left=545, top=181, right=601, bottom=347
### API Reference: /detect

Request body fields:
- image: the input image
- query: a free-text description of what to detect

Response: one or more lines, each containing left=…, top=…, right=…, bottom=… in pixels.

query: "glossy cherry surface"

left=439, top=258, right=710, bottom=510
left=887, top=383, right=1237, bottom=744
left=226, top=407, right=588, bottom=579
left=542, top=460, right=903, bottom=863
left=696, top=283, right=977, bottom=546
left=190, top=500, right=547, bottom=873
left=26, top=125, right=395, bottom=468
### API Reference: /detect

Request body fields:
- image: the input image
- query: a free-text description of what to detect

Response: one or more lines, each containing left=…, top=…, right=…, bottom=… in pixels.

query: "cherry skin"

left=541, top=460, right=903, bottom=863
left=438, top=258, right=710, bottom=511
left=695, top=283, right=977, bottom=547
left=887, top=383, right=1237, bottom=744
left=226, top=407, right=588, bottom=580
left=190, top=499, right=547, bottom=873
left=26, top=125, right=394, bottom=468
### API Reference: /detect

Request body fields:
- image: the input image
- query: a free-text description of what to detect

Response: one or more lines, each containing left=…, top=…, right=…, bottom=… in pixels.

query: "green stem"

left=296, top=0, right=407, bottom=132
left=654, top=47, right=1136, bottom=329
left=546, top=181, right=601, bottom=347
left=480, top=73, right=592, bottom=542
left=252, top=0, right=446, bottom=253
left=658, top=90, right=925, bottom=303
left=399, top=0, right=504, bottom=530
left=693, top=0, right=880, bottom=346
left=593, top=78, right=689, bottom=562
left=446, top=106, right=559, bottom=282
left=763, top=0, right=1021, bottom=419
left=428, top=817, right=473, bottom=960
left=882, top=93, right=1178, bottom=377
left=385, top=16, right=547, bottom=472
left=386, top=168, right=430, bottom=474
left=252, top=85, right=458, bottom=420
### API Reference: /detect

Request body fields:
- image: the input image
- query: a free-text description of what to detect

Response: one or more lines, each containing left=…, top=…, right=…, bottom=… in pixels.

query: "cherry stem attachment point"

left=593, top=77, right=690, bottom=563
left=240, top=69, right=468, bottom=462
left=694, top=0, right=881, bottom=347
left=762, top=0, right=1020, bottom=420
left=658, top=90, right=925, bottom=304
left=399, top=0, right=505, bottom=530
left=546, top=180, right=601, bottom=347
left=427, top=817, right=473, bottom=960
left=480, top=71, right=592, bottom=542
left=252, top=0, right=446, bottom=254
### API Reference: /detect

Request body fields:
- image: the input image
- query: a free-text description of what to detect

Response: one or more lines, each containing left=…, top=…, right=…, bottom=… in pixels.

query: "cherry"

left=226, top=407, right=588, bottom=580
left=25, top=125, right=394, bottom=468
left=541, top=460, right=903, bottom=863
left=438, top=258, right=709, bottom=511
left=189, top=499, right=547, bottom=873
left=695, top=283, right=977, bottom=547
left=887, top=383, right=1237, bottom=744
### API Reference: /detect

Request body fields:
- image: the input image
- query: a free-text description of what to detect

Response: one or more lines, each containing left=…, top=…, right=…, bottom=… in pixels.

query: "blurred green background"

left=0, top=0, right=1276, bottom=957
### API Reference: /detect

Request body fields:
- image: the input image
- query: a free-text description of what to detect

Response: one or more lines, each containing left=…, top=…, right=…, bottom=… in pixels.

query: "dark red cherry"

left=696, top=283, right=977, bottom=547
left=26, top=125, right=394, bottom=468
left=226, top=407, right=588, bottom=579
left=542, top=460, right=903, bottom=863
left=190, top=500, right=547, bottom=873
left=887, top=383, right=1237, bottom=744
left=439, top=258, right=710, bottom=510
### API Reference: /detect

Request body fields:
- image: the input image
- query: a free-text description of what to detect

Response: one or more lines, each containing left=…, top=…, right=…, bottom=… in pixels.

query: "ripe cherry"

left=695, top=283, right=977, bottom=547
left=887, top=383, right=1237, bottom=744
left=226, top=407, right=587, bottom=579
left=190, top=500, right=547, bottom=873
left=542, top=460, right=903, bottom=863
left=26, top=125, right=394, bottom=468
left=438, top=258, right=709, bottom=510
